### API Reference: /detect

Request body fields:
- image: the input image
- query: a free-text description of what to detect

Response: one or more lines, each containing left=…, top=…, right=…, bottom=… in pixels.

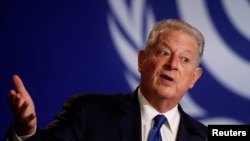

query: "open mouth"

left=161, top=74, right=174, bottom=82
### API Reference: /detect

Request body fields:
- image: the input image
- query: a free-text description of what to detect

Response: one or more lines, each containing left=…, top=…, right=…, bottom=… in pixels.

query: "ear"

left=189, top=67, right=202, bottom=89
left=138, top=50, right=146, bottom=73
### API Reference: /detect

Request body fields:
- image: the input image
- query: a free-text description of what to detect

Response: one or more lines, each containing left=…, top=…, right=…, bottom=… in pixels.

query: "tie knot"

left=154, top=115, right=167, bottom=129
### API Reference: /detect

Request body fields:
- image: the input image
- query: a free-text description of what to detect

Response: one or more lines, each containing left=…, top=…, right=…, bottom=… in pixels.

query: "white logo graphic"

left=177, top=0, right=250, bottom=100
left=107, top=0, right=247, bottom=125
left=107, top=0, right=155, bottom=90
left=177, top=0, right=249, bottom=124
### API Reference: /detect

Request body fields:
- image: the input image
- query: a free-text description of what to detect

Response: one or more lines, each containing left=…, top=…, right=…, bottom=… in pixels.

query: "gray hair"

left=145, top=19, right=205, bottom=65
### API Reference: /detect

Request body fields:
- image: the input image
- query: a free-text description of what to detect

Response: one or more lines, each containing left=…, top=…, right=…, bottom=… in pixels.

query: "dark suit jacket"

left=5, top=90, right=207, bottom=141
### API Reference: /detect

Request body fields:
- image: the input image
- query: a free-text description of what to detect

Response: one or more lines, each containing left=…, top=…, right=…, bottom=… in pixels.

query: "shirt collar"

left=138, top=88, right=180, bottom=133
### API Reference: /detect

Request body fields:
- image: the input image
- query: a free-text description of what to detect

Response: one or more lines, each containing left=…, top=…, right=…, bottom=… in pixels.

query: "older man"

left=5, top=19, right=207, bottom=141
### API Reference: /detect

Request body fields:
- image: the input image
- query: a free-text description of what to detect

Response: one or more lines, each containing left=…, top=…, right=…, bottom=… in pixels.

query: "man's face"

left=138, top=30, right=202, bottom=105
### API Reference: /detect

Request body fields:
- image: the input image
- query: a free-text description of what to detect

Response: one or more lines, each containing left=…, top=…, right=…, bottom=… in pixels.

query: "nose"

left=165, top=56, right=178, bottom=70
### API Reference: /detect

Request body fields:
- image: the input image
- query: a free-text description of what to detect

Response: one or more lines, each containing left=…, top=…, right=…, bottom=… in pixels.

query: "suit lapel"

left=176, top=105, right=206, bottom=141
left=118, top=90, right=142, bottom=141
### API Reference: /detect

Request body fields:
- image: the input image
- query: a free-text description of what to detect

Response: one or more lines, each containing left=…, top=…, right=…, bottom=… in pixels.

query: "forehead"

left=157, top=30, right=199, bottom=51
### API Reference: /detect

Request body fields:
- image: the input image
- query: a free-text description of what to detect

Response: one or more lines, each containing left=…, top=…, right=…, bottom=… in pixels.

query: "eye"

left=182, top=57, right=190, bottom=63
left=159, top=51, right=170, bottom=57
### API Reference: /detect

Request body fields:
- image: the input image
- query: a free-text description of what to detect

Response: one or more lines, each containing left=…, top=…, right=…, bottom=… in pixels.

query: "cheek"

left=181, top=71, right=196, bottom=87
left=184, top=72, right=194, bottom=88
left=149, top=60, right=163, bottom=72
left=142, top=59, right=161, bottom=76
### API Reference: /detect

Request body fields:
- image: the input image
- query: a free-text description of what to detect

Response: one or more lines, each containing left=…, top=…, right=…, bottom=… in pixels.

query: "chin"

left=155, top=88, right=175, bottom=98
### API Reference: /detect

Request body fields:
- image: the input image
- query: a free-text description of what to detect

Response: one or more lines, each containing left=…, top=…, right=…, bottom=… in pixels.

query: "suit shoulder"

left=178, top=105, right=207, bottom=138
left=182, top=111, right=207, bottom=129
left=64, top=92, right=128, bottom=106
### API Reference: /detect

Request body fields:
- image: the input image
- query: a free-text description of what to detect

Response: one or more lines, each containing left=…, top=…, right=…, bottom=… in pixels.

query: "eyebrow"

left=158, top=41, right=196, bottom=55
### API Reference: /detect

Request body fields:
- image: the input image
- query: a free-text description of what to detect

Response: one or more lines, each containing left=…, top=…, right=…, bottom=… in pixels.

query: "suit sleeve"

left=4, top=94, right=86, bottom=141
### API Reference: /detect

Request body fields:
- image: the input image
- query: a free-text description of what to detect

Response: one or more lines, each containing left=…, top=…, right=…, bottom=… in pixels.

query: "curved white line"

left=180, top=94, right=206, bottom=117
left=107, top=0, right=144, bottom=47
left=107, top=0, right=156, bottom=80
left=201, top=117, right=243, bottom=126
left=107, top=14, right=139, bottom=76
left=177, top=0, right=250, bottom=100
left=221, top=0, right=250, bottom=40
left=125, top=70, right=139, bottom=90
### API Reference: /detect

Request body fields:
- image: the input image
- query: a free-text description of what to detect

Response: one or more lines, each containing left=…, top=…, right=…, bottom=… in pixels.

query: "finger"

left=23, top=113, right=36, bottom=127
left=9, top=89, right=28, bottom=114
left=15, top=93, right=26, bottom=110
left=9, top=92, right=25, bottom=115
left=12, top=75, right=29, bottom=96
left=9, top=90, right=20, bottom=110
left=16, top=100, right=29, bottom=118
left=9, top=89, right=17, bottom=102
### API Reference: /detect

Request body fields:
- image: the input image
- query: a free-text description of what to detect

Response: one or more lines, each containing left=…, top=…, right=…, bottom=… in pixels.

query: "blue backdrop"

left=1, top=0, right=250, bottom=139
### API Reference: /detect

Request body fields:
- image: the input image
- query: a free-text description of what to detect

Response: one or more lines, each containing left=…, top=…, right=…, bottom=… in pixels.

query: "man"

left=5, top=18, right=207, bottom=141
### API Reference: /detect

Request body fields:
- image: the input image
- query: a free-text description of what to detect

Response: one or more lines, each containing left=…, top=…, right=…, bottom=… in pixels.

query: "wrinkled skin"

left=138, top=30, right=202, bottom=113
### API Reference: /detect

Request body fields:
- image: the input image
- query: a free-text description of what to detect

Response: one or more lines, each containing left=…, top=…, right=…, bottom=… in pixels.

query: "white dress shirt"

left=138, top=88, right=180, bottom=141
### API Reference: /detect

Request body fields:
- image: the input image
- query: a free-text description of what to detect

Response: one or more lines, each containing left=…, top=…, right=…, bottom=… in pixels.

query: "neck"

left=151, top=98, right=178, bottom=113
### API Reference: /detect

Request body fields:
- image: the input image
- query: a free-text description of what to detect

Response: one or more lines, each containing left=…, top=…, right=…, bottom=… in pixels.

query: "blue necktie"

left=148, top=115, right=167, bottom=141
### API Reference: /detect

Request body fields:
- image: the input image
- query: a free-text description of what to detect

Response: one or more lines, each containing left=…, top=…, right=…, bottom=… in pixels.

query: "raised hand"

left=8, top=75, right=37, bottom=136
